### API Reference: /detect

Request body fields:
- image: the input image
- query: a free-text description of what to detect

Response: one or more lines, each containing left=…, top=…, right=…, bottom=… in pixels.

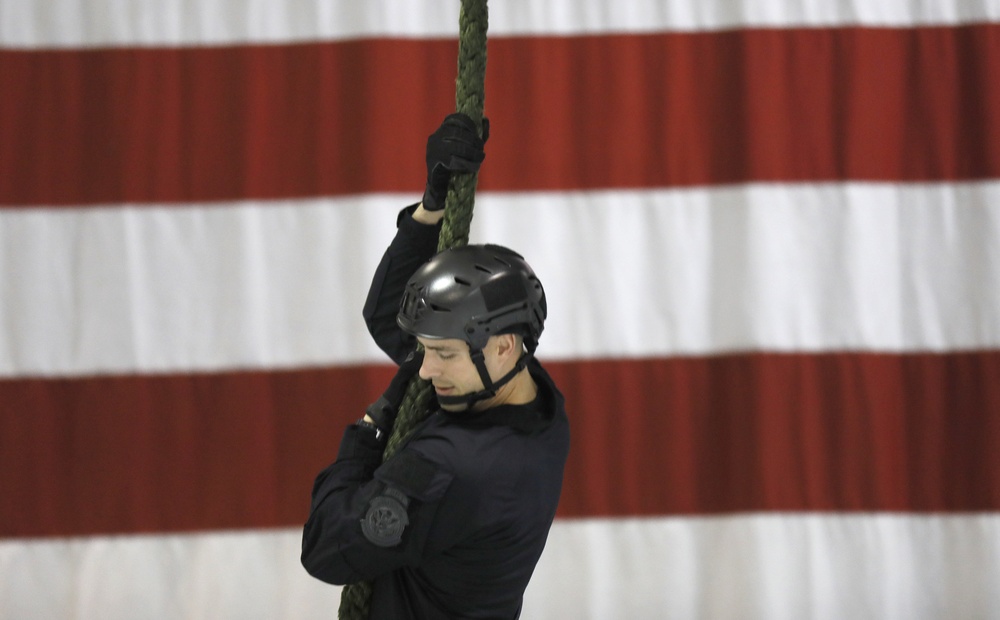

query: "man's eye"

left=438, top=353, right=456, bottom=360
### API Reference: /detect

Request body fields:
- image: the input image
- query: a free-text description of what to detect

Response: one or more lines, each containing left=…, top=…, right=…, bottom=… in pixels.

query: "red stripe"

left=554, top=353, right=1000, bottom=518
left=2, top=25, right=998, bottom=207
left=0, top=366, right=396, bottom=538
left=2, top=352, right=998, bottom=538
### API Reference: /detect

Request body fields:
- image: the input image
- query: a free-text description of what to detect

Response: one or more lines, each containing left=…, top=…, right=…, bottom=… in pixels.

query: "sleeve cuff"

left=394, top=204, right=442, bottom=255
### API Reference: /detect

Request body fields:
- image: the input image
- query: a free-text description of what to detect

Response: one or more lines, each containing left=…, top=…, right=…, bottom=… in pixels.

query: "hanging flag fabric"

left=1, top=1, right=999, bottom=618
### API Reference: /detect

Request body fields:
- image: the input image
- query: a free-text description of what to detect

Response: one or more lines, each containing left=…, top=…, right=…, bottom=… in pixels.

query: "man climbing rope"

left=301, top=114, right=571, bottom=619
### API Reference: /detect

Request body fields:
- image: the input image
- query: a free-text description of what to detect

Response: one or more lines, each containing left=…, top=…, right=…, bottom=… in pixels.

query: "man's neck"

left=472, top=368, right=537, bottom=412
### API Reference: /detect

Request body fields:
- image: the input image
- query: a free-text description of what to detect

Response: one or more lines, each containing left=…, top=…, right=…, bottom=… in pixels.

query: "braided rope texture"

left=338, top=1, right=488, bottom=618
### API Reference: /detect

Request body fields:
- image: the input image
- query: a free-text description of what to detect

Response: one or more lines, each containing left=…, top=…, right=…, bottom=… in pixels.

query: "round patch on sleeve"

left=361, top=487, right=410, bottom=548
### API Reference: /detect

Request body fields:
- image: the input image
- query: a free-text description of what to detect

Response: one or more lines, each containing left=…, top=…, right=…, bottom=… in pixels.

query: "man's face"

left=416, top=336, right=491, bottom=411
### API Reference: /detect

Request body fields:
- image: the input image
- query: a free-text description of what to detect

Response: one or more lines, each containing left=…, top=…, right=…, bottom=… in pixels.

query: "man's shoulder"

left=399, top=416, right=517, bottom=482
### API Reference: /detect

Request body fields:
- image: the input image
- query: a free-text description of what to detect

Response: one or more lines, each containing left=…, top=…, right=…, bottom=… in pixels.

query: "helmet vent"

left=454, top=276, right=472, bottom=286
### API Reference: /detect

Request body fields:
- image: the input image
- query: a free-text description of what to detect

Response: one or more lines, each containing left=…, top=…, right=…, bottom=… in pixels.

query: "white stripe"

left=0, top=197, right=400, bottom=377
left=527, top=514, right=1000, bottom=620
left=488, top=183, right=1000, bottom=361
left=2, top=0, right=998, bottom=49
left=0, top=529, right=340, bottom=620
left=2, top=182, right=999, bottom=378
left=2, top=515, right=998, bottom=619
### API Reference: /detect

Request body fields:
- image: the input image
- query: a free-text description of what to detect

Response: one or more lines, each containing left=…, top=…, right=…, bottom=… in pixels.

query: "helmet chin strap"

left=436, top=349, right=530, bottom=409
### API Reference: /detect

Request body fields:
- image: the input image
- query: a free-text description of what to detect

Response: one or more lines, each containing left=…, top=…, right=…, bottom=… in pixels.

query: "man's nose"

left=418, top=356, right=436, bottom=380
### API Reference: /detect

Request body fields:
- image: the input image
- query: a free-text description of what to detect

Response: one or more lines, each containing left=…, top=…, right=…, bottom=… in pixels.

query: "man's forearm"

left=362, top=204, right=442, bottom=363
left=412, top=202, right=445, bottom=225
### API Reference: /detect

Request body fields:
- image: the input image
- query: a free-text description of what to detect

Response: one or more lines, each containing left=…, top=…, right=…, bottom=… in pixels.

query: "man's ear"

left=494, top=333, right=518, bottom=361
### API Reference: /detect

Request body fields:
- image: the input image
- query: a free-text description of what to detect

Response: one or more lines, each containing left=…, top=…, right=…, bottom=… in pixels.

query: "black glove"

left=364, top=349, right=425, bottom=433
left=422, top=113, right=489, bottom=211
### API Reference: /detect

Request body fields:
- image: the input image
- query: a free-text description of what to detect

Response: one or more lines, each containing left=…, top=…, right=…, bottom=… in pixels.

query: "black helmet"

left=397, top=244, right=546, bottom=353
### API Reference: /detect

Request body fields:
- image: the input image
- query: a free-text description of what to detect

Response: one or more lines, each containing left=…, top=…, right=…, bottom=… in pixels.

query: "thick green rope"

left=436, top=0, right=489, bottom=253
left=337, top=1, right=488, bottom=618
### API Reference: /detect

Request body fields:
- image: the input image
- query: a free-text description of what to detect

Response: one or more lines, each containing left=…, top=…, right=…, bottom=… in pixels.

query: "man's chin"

left=439, top=400, right=469, bottom=413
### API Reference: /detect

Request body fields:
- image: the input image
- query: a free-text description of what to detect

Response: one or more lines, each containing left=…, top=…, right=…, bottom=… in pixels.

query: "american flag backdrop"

left=2, top=1, right=1000, bottom=618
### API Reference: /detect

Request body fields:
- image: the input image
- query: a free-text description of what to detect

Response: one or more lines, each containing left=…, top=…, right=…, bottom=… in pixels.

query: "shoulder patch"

left=375, top=450, right=453, bottom=502
left=361, top=486, right=410, bottom=548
